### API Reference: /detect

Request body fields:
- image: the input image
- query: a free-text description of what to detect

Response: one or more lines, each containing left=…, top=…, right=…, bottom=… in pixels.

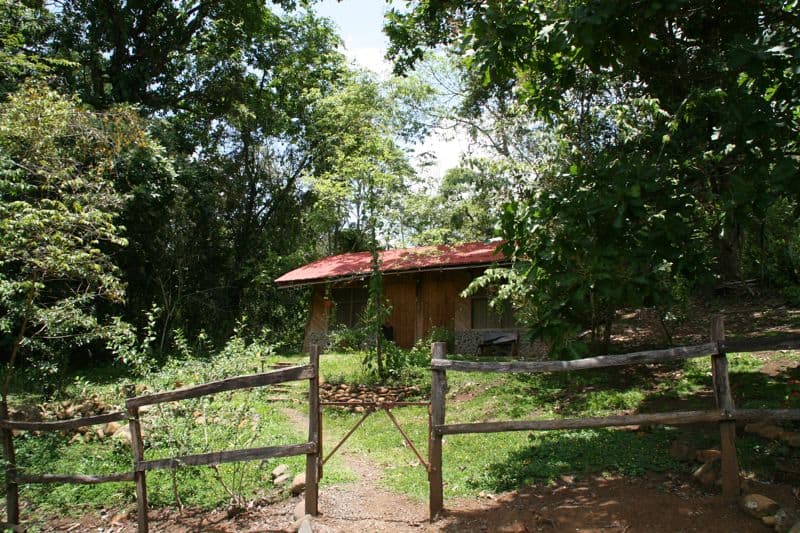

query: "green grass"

left=6, top=344, right=800, bottom=524
left=8, top=350, right=357, bottom=526
left=315, top=348, right=800, bottom=501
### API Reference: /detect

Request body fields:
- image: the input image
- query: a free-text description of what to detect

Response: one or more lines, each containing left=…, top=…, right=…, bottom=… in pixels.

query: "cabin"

left=276, top=242, right=540, bottom=356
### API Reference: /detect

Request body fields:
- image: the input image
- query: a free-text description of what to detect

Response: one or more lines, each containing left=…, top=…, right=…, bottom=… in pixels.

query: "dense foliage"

left=1, top=0, right=799, bottom=375
left=388, top=0, right=800, bottom=355
left=0, top=0, right=433, bottom=378
left=0, top=83, right=159, bottom=395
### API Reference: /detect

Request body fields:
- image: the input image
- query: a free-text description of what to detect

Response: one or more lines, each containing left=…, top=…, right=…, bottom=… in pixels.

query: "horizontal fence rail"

left=0, top=411, right=127, bottom=432
left=431, top=342, right=719, bottom=374
left=427, top=323, right=800, bottom=521
left=126, top=364, right=315, bottom=408
left=2, top=348, right=323, bottom=533
left=16, top=472, right=136, bottom=485
left=436, top=408, right=800, bottom=436
left=139, top=442, right=317, bottom=471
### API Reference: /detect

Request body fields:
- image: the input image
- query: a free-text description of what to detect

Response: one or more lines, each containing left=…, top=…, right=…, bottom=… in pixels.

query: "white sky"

left=313, top=0, right=469, bottom=181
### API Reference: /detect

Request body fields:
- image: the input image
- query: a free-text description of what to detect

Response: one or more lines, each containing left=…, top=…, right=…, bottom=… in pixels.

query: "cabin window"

left=471, top=291, right=515, bottom=329
left=332, top=287, right=368, bottom=327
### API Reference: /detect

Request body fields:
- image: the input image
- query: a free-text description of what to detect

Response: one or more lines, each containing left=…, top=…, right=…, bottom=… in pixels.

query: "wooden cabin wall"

left=384, top=277, right=417, bottom=348
left=302, top=286, right=330, bottom=352
left=419, top=270, right=472, bottom=338
left=301, top=269, right=476, bottom=351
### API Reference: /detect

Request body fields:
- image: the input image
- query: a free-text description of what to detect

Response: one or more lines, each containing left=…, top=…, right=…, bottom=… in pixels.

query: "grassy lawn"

left=6, top=351, right=356, bottom=523
left=310, top=349, right=800, bottom=500
left=4, top=345, right=800, bottom=523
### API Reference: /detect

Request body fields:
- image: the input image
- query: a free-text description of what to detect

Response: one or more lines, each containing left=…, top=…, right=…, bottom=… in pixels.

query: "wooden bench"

left=478, top=331, right=519, bottom=357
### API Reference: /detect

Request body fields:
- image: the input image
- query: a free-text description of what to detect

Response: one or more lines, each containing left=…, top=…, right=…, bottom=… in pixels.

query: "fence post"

left=128, top=406, right=149, bottom=533
left=711, top=315, right=740, bottom=502
left=429, top=341, right=447, bottom=521
left=1, top=408, right=19, bottom=527
left=305, top=344, right=320, bottom=516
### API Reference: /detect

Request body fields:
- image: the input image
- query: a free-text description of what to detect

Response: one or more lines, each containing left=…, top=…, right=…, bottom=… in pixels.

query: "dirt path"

left=42, top=407, right=799, bottom=532
left=275, top=405, right=430, bottom=532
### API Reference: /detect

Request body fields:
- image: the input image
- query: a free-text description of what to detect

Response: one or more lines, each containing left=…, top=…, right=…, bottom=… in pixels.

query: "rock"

left=740, top=493, right=780, bottom=518
left=695, top=449, right=721, bottom=463
left=274, top=473, right=290, bottom=486
left=692, top=458, right=720, bottom=489
left=775, top=508, right=800, bottom=533
left=293, top=499, right=306, bottom=521
left=104, top=421, right=121, bottom=436
left=739, top=476, right=752, bottom=493
left=291, top=473, right=306, bottom=496
left=763, top=516, right=777, bottom=526
left=293, top=515, right=313, bottom=533
left=669, top=441, right=696, bottom=462
left=745, top=421, right=785, bottom=440
left=112, top=426, right=133, bottom=447
left=789, top=521, right=800, bottom=533
left=9, top=404, right=43, bottom=422
left=271, top=464, right=289, bottom=479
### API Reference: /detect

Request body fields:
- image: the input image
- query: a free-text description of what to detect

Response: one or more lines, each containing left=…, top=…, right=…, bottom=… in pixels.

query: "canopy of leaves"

left=388, top=0, right=800, bottom=356
left=0, top=82, right=159, bottom=389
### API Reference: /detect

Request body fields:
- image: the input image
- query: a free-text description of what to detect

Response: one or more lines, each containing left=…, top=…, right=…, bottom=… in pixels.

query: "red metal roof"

left=275, top=241, right=507, bottom=286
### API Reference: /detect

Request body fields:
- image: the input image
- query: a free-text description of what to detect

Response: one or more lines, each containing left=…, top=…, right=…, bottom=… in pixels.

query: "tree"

left=0, top=82, right=158, bottom=399
left=0, top=0, right=67, bottom=96
left=48, top=0, right=300, bottom=110
left=388, top=1, right=800, bottom=279
left=387, top=1, right=800, bottom=355
left=306, top=73, right=425, bottom=252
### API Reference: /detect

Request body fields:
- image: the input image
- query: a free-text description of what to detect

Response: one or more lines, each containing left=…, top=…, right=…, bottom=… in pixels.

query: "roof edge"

left=276, top=260, right=512, bottom=289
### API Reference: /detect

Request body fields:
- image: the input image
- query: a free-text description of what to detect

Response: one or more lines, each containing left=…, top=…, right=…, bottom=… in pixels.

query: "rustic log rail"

left=427, top=319, right=800, bottom=520
left=1, top=409, right=133, bottom=530
left=125, top=348, right=321, bottom=532
left=1, top=347, right=323, bottom=533
left=431, top=342, right=719, bottom=373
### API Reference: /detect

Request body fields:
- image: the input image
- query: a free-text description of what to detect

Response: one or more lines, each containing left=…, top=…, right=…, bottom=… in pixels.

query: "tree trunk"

left=715, top=219, right=742, bottom=282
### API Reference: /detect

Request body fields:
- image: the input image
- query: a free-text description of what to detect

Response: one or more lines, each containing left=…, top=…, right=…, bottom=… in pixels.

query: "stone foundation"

left=305, top=331, right=330, bottom=352
left=454, top=329, right=546, bottom=358
left=307, top=328, right=546, bottom=358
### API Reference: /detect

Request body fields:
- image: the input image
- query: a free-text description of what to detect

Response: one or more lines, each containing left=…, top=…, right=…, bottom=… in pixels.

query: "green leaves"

left=0, top=82, right=160, bottom=390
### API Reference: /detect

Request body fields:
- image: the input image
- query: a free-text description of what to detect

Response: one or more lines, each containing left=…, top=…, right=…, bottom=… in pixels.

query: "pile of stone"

left=318, top=384, right=422, bottom=412
left=267, top=464, right=315, bottom=532
left=744, top=420, right=800, bottom=449
left=7, top=397, right=134, bottom=445
left=9, top=395, right=111, bottom=424
left=667, top=441, right=730, bottom=491
left=270, top=463, right=306, bottom=496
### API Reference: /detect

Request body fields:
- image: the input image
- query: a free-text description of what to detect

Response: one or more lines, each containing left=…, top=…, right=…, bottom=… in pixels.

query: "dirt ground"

left=36, top=297, right=800, bottom=531
left=44, top=451, right=799, bottom=532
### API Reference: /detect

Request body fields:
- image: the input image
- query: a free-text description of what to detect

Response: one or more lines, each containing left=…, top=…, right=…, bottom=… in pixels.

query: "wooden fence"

left=1, top=346, right=322, bottom=533
left=427, top=316, right=800, bottom=519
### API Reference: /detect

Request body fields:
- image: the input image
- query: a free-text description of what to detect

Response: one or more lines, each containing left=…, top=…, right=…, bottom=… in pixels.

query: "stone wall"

left=454, top=329, right=546, bottom=358
left=304, top=331, right=331, bottom=353
left=308, top=327, right=546, bottom=359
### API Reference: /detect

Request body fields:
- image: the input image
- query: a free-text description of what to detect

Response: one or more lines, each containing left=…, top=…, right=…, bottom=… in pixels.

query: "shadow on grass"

left=470, top=362, right=799, bottom=494
left=467, top=427, right=685, bottom=493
